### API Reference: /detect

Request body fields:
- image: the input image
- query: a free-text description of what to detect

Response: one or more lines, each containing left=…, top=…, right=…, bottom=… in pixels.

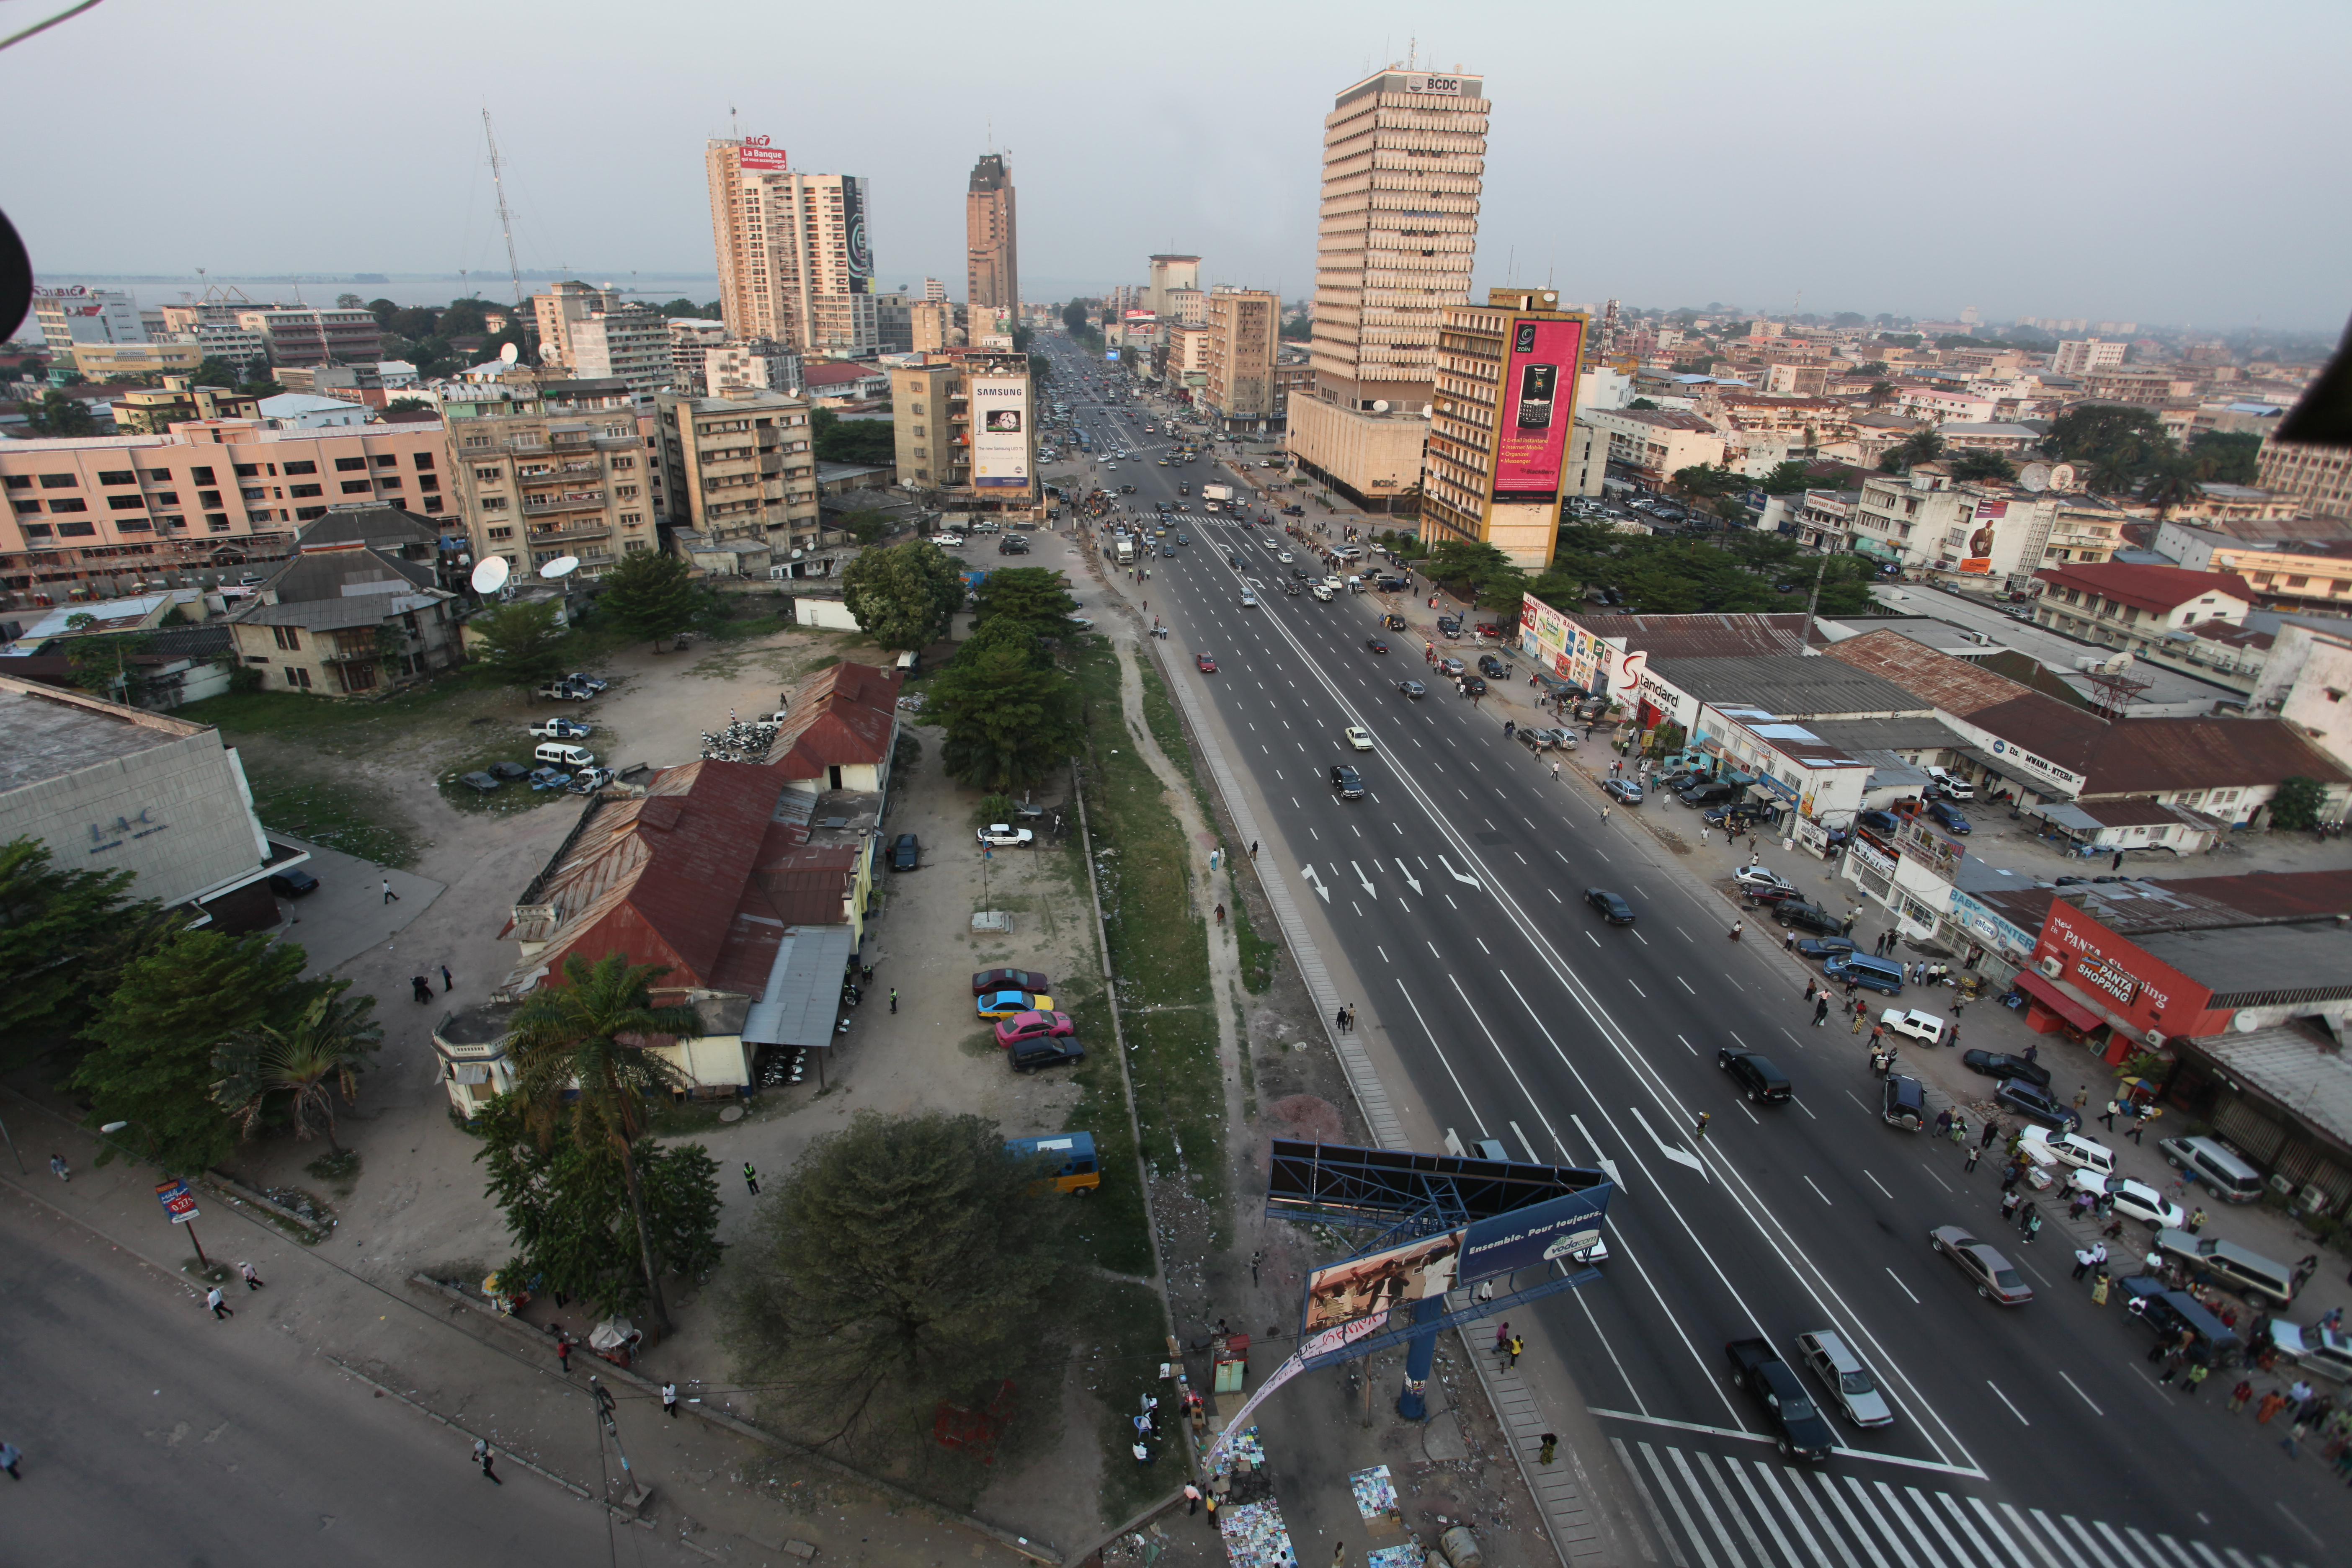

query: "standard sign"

left=155, top=1177, right=199, bottom=1225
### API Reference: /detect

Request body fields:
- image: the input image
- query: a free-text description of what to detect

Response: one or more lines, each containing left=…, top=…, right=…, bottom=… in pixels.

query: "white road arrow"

left=1437, top=853, right=1483, bottom=890
left=1570, top=1114, right=1625, bottom=1193
left=1301, top=864, right=1331, bottom=903
left=1392, top=859, right=1423, bottom=895
left=1349, top=859, right=1376, bottom=897
left=1628, top=1105, right=1708, bottom=1178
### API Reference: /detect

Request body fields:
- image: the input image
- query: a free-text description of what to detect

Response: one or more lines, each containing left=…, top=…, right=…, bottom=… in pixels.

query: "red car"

left=995, top=1009, right=1076, bottom=1048
left=1196, top=653, right=1217, bottom=673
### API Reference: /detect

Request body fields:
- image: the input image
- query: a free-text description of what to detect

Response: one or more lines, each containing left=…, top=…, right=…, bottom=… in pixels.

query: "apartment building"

left=887, top=353, right=1034, bottom=510
left=0, top=418, right=446, bottom=603
left=2050, top=339, right=2127, bottom=377
left=910, top=301, right=958, bottom=352
left=1204, top=287, right=1278, bottom=435
left=965, top=153, right=1018, bottom=313
left=225, top=513, right=462, bottom=698
left=1166, top=325, right=1212, bottom=390
left=1287, top=66, right=1487, bottom=512
left=704, top=138, right=878, bottom=355
left=652, top=387, right=821, bottom=562
left=235, top=307, right=382, bottom=368
left=1423, top=289, right=1585, bottom=567
left=667, top=317, right=729, bottom=395
left=871, top=289, right=915, bottom=353
left=34, top=287, right=145, bottom=349
left=446, top=379, right=657, bottom=581
left=70, top=341, right=204, bottom=382
left=705, top=340, right=802, bottom=397
left=2257, top=436, right=2352, bottom=519
left=1581, top=406, right=1724, bottom=484
left=112, top=376, right=262, bottom=433
left=1796, top=489, right=1860, bottom=553
left=2153, top=521, right=2352, bottom=613
left=534, top=282, right=672, bottom=394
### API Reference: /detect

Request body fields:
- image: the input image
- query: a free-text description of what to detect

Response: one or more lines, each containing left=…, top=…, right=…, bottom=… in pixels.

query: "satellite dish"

left=2048, top=462, right=2079, bottom=492
left=499, top=341, right=521, bottom=365
left=2017, top=462, right=2052, bottom=493
left=469, top=557, right=510, bottom=595
left=1371, top=400, right=1390, bottom=413
left=540, top=556, right=580, bottom=580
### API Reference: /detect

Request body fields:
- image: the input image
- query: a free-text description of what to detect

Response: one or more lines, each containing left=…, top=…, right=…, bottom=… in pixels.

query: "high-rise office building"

left=965, top=154, right=1018, bottom=316
left=1424, top=289, right=1587, bottom=568
left=705, top=138, right=878, bottom=356
left=1285, top=67, right=1487, bottom=512
left=1146, top=255, right=1199, bottom=317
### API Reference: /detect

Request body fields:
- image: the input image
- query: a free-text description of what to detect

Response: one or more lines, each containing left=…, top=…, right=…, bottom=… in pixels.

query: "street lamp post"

left=102, top=1120, right=215, bottom=1271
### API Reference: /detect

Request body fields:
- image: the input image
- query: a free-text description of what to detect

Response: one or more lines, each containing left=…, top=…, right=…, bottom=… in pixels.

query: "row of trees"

left=469, top=551, right=704, bottom=697
left=1410, top=526, right=1881, bottom=620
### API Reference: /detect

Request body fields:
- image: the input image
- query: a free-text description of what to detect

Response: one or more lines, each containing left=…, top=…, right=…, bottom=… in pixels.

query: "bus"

left=1004, top=1132, right=1101, bottom=1194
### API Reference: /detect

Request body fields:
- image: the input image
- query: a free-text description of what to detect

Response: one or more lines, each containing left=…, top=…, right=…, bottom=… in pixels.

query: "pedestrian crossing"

left=1610, top=1437, right=2307, bottom=1568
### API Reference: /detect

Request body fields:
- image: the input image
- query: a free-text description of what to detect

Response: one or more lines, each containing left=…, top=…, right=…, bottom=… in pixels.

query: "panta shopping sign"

left=2073, top=953, right=2139, bottom=1006
left=1493, top=318, right=1584, bottom=504
left=971, top=379, right=1029, bottom=487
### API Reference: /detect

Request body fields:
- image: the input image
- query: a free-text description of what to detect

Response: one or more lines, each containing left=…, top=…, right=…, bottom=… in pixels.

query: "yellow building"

left=71, top=341, right=203, bottom=382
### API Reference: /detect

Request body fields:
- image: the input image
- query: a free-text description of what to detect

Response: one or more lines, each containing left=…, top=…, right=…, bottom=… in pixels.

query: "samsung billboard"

left=971, top=377, right=1030, bottom=489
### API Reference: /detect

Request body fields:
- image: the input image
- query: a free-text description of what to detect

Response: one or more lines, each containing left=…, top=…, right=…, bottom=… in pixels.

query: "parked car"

left=1961, top=1049, right=2052, bottom=1088
left=1795, top=936, right=1858, bottom=961
left=1436, top=657, right=1466, bottom=677
left=2264, top=1318, right=2352, bottom=1385
left=977, top=989, right=1055, bottom=1020
left=1732, top=865, right=1795, bottom=895
left=1718, top=1049, right=1793, bottom=1105
left=2120, top=1276, right=2244, bottom=1368
left=1679, top=781, right=1737, bottom=808
left=458, top=771, right=502, bottom=794
left=1878, top=1008, right=1947, bottom=1047
left=1882, top=1074, right=1928, bottom=1130
left=489, top=761, right=531, bottom=781
left=1585, top=888, right=1635, bottom=926
left=564, top=673, right=610, bottom=694
left=528, top=717, right=592, bottom=740
left=977, top=824, right=1036, bottom=848
left=1794, top=1329, right=1895, bottom=1429
left=1478, top=654, right=1507, bottom=678
left=972, top=968, right=1049, bottom=995
left=1460, top=676, right=1488, bottom=696
left=2069, top=1171, right=2186, bottom=1230
left=1925, top=799, right=1973, bottom=836
left=888, top=833, right=921, bottom=872
left=1994, top=1080, right=2084, bottom=1132
left=1723, top=1339, right=1836, bottom=1462
left=528, top=766, right=572, bottom=790
left=1928, top=1225, right=2034, bottom=1305
left=1854, top=809, right=1902, bottom=838
left=268, top=867, right=322, bottom=897
left=1008, top=1035, right=1086, bottom=1073
left=1771, top=901, right=1847, bottom=936
left=993, top=1010, right=1076, bottom=1047
left=1741, top=883, right=1806, bottom=905
left=1602, top=779, right=1643, bottom=805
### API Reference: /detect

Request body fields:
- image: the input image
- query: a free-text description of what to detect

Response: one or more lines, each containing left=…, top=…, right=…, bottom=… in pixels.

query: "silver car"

left=1794, top=1328, right=1894, bottom=1428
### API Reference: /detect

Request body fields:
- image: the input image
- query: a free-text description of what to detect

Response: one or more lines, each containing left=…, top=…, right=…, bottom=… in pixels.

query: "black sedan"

left=1718, top=1049, right=1793, bottom=1104
left=1994, top=1079, right=2083, bottom=1132
left=1461, top=676, right=1488, bottom=696
left=1795, top=936, right=1858, bottom=960
left=1772, top=901, right=1847, bottom=936
left=1477, top=654, right=1507, bottom=678
left=268, top=868, right=321, bottom=897
left=1962, top=1049, right=2053, bottom=1089
left=887, top=833, right=921, bottom=872
left=1584, top=888, right=1635, bottom=926
left=1365, top=636, right=1389, bottom=654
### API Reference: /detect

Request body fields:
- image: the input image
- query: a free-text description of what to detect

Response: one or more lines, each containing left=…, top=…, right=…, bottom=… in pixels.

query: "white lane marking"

left=1629, top=1105, right=1707, bottom=1175
left=1568, top=1113, right=1623, bottom=1191
left=1675, top=1034, right=1697, bottom=1056
left=1300, top=864, right=1330, bottom=903
left=1985, top=1380, right=2031, bottom=1426
left=1437, top=852, right=1482, bottom=887
left=1677, top=976, right=1697, bottom=995
left=1864, top=1169, right=1894, bottom=1199
left=1391, top=980, right=1488, bottom=1138
left=1395, top=860, right=1423, bottom=894
left=1804, top=1175, right=1833, bottom=1205
left=1883, top=1268, right=1919, bottom=1304
left=1349, top=859, right=1375, bottom=897
left=1629, top=979, right=1647, bottom=998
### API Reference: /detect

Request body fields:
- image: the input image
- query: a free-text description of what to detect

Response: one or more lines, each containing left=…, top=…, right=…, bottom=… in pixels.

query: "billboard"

left=1493, top=317, right=1584, bottom=504
left=840, top=178, right=873, bottom=292
left=1961, top=500, right=2005, bottom=574
left=1458, top=1189, right=1610, bottom=1281
left=736, top=137, right=787, bottom=171
left=1301, top=1230, right=1461, bottom=1342
left=971, top=377, right=1030, bottom=488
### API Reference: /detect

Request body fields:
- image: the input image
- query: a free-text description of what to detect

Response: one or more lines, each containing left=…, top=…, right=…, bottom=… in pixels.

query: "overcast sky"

left=10, top=0, right=2347, bottom=331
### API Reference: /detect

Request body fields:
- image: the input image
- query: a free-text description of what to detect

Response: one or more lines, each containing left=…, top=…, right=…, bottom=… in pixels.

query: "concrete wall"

left=0, top=725, right=268, bottom=909
left=792, top=597, right=861, bottom=632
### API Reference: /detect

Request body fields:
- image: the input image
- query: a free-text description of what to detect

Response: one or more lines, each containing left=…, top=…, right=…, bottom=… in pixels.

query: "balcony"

left=522, top=490, right=607, bottom=514
left=526, top=520, right=611, bottom=544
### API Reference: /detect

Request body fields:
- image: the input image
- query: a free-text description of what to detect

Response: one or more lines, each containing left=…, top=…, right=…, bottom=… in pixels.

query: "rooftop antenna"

left=482, top=108, right=527, bottom=309
left=729, top=103, right=738, bottom=139
left=1408, top=36, right=1417, bottom=69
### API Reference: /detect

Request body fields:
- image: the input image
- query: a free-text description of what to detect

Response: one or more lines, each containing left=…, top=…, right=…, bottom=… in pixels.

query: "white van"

left=1925, top=766, right=1974, bottom=800
left=534, top=742, right=597, bottom=769
left=2018, top=1126, right=2115, bottom=1177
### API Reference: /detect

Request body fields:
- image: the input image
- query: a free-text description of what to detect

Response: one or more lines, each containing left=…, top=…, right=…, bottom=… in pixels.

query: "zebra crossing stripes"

left=1608, top=1439, right=2304, bottom=1568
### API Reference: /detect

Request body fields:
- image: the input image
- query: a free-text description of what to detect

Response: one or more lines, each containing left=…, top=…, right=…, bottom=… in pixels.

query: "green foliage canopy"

left=842, top=541, right=963, bottom=651
left=598, top=550, right=700, bottom=651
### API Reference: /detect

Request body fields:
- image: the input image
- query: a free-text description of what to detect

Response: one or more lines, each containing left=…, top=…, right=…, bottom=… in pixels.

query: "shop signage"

left=2074, top=953, right=2140, bottom=1007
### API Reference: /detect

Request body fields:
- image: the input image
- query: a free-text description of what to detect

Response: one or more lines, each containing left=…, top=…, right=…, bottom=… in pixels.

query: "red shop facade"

left=2018, top=899, right=2233, bottom=1064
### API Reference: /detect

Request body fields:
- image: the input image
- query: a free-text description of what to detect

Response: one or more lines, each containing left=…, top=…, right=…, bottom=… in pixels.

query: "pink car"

left=995, top=1010, right=1076, bottom=1048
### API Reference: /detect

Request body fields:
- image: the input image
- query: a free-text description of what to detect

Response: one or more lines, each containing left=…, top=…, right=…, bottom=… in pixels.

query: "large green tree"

left=811, top=407, right=897, bottom=465
left=466, top=599, right=570, bottom=695
left=1060, top=302, right=1090, bottom=334
left=1671, top=464, right=1746, bottom=500
left=1879, top=430, right=1946, bottom=474
left=2188, top=430, right=2261, bottom=485
left=929, top=644, right=1081, bottom=792
left=72, top=928, right=312, bottom=1175
left=62, top=629, right=155, bottom=702
left=2138, top=453, right=2206, bottom=520
left=0, top=839, right=150, bottom=1054
left=19, top=390, right=95, bottom=437
left=718, top=1110, right=1074, bottom=1444
left=598, top=550, right=699, bottom=651
left=842, top=541, right=963, bottom=651
left=1948, top=449, right=2019, bottom=485
left=506, top=952, right=704, bottom=1331
left=212, top=984, right=384, bottom=1155
left=969, top=566, right=1078, bottom=630
left=476, top=1092, right=724, bottom=1318
left=2045, top=405, right=2166, bottom=470
left=2269, top=776, right=2327, bottom=831
left=1423, top=538, right=1526, bottom=609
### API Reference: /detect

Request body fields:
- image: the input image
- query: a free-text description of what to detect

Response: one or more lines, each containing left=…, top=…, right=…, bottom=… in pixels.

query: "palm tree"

left=506, top=952, right=702, bottom=1331
left=1887, top=430, right=1945, bottom=474
left=213, top=985, right=384, bottom=1155
left=1867, top=380, right=1898, bottom=409
left=2138, top=455, right=2205, bottom=520
left=1949, top=449, right=2017, bottom=485
left=2084, top=451, right=2141, bottom=495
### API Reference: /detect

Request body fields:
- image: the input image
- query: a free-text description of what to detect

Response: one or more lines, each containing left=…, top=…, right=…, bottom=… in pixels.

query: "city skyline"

left=2, top=1, right=2347, bottom=331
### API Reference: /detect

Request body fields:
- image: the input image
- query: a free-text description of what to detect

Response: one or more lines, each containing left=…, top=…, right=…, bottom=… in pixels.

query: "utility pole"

left=482, top=108, right=527, bottom=311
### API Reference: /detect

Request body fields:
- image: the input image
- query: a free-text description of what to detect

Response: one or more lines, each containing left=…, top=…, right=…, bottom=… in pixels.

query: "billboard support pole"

left=1394, top=1294, right=1447, bottom=1419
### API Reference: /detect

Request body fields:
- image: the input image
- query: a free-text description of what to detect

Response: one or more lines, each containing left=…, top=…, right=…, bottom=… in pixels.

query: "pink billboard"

left=737, top=138, right=787, bottom=171
left=1492, top=317, right=1585, bottom=504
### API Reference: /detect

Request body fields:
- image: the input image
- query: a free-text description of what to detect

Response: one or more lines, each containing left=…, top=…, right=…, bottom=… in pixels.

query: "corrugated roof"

left=1645, top=654, right=1931, bottom=719
left=768, top=660, right=900, bottom=778
left=2185, top=1023, right=2352, bottom=1152
left=2034, top=562, right=2258, bottom=614
left=1823, top=628, right=2105, bottom=771
left=2080, top=717, right=2351, bottom=795
left=1565, top=612, right=1814, bottom=660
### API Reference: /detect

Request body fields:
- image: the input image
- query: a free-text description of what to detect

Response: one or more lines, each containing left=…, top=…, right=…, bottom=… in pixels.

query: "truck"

left=1723, top=1339, right=1836, bottom=1461
left=1113, top=537, right=1136, bottom=565
left=1202, top=484, right=1234, bottom=503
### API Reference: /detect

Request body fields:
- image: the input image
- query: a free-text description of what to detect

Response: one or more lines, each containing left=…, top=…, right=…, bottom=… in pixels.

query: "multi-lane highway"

left=1028, top=337, right=2343, bottom=1568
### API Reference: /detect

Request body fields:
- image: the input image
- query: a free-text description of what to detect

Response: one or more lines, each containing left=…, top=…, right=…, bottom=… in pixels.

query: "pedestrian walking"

left=2125, top=1116, right=2148, bottom=1145
left=382, top=876, right=399, bottom=904
left=1813, top=996, right=1830, bottom=1026
left=2182, top=1362, right=2212, bottom=1397
left=2100, top=1099, right=2120, bottom=1130
left=1693, top=1112, right=1711, bottom=1140
left=1185, top=1483, right=1203, bottom=1515
left=1132, top=1440, right=1154, bottom=1467
left=240, top=1261, right=264, bottom=1291
left=1539, top=1432, right=1559, bottom=1465
left=1251, top=841, right=1259, bottom=859
left=1963, top=1144, right=1981, bottom=1172
left=2001, top=1190, right=2022, bottom=1223
left=663, top=1382, right=680, bottom=1418
left=441, top=964, right=454, bottom=993
left=411, top=975, right=433, bottom=1005
left=1204, top=1492, right=1219, bottom=1529
left=2023, top=1210, right=2043, bottom=1245
left=743, top=1162, right=759, bottom=1196
left=2257, top=1390, right=2290, bottom=1424
left=557, top=1336, right=571, bottom=1372
left=1851, top=1006, right=1865, bottom=1034
left=206, top=1286, right=233, bottom=1320
left=1784, top=930, right=1795, bottom=953
left=1981, top=1119, right=2000, bottom=1149
left=1215, top=903, right=1226, bottom=926
left=474, top=1438, right=501, bottom=1483
left=0, top=1441, right=18, bottom=1480
left=1700, top=825, right=1708, bottom=846
left=48, top=1153, right=68, bottom=1181
left=1601, top=804, right=1610, bottom=824
left=889, top=988, right=898, bottom=1014
left=1504, top=1333, right=1524, bottom=1369
left=2072, top=1087, right=2088, bottom=1112
left=1494, top=1321, right=1510, bottom=1354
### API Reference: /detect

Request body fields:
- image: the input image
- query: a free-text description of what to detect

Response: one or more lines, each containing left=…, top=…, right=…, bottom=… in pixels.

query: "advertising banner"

left=155, top=1178, right=199, bottom=1224
left=1300, top=1230, right=1462, bottom=1337
left=971, top=377, right=1030, bottom=488
left=736, top=137, right=787, bottom=171
left=1961, top=500, right=2005, bottom=574
left=1457, top=1190, right=1610, bottom=1284
left=1493, top=317, right=1586, bottom=504
left=840, top=178, right=872, bottom=291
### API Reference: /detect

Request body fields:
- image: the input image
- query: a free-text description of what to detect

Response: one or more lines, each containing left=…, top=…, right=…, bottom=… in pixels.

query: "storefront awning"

left=1956, top=746, right=2069, bottom=803
left=2014, top=970, right=2106, bottom=1032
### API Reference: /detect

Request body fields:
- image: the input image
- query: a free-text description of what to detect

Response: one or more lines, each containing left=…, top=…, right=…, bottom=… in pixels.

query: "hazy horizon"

left=8, top=1, right=2346, bottom=333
